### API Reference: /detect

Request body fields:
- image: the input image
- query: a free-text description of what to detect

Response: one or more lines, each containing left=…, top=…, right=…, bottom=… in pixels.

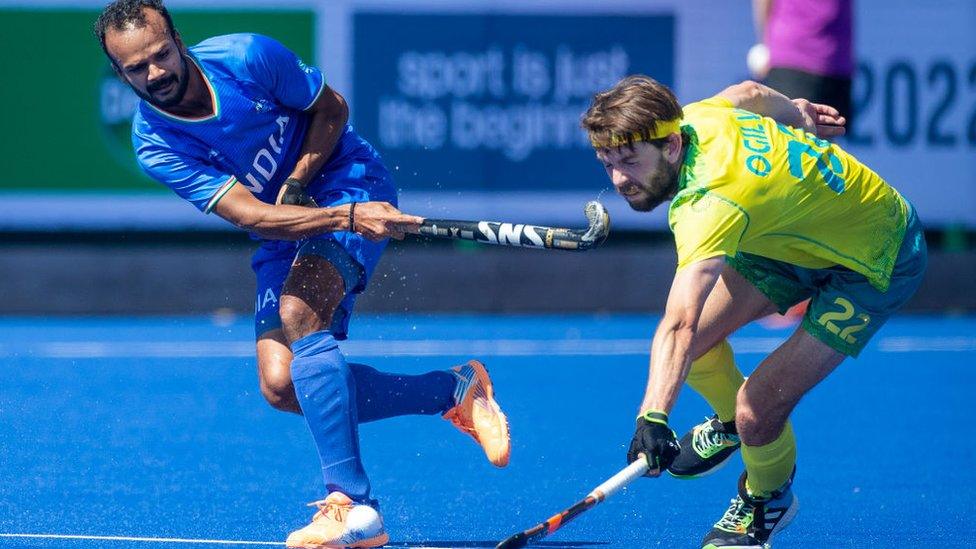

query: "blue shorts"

left=252, top=154, right=397, bottom=340
left=728, top=204, right=927, bottom=357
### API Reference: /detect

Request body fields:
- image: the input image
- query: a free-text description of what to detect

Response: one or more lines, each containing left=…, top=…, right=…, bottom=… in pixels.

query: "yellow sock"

left=685, top=340, right=744, bottom=422
left=741, top=422, right=796, bottom=497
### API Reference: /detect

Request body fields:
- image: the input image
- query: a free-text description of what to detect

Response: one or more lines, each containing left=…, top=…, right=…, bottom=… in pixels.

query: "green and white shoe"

left=669, top=415, right=741, bottom=478
left=700, top=470, right=798, bottom=549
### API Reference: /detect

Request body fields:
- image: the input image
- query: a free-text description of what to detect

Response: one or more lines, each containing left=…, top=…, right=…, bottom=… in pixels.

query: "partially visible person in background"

left=749, top=0, right=854, bottom=125
left=748, top=0, right=854, bottom=327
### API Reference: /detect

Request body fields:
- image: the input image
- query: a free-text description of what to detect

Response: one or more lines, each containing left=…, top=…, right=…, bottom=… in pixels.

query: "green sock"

left=742, top=422, right=796, bottom=497
left=685, top=340, right=744, bottom=422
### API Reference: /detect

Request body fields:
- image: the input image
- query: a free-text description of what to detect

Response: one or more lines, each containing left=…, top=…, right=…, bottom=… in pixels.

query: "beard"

left=136, top=53, right=190, bottom=109
left=624, top=161, right=681, bottom=212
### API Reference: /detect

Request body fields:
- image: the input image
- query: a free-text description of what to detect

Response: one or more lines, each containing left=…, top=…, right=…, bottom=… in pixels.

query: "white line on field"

left=1, top=336, right=973, bottom=359
left=8, top=337, right=781, bottom=358
left=0, top=533, right=460, bottom=548
left=0, top=533, right=280, bottom=545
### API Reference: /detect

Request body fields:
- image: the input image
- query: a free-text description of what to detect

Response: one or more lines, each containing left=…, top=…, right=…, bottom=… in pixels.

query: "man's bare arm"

left=718, top=80, right=846, bottom=138
left=214, top=184, right=421, bottom=242
left=752, top=0, right=771, bottom=42
left=638, top=257, right=725, bottom=415
left=275, top=85, right=349, bottom=204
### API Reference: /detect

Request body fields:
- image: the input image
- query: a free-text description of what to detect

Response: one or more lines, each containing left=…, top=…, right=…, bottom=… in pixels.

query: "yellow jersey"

left=670, top=97, right=908, bottom=292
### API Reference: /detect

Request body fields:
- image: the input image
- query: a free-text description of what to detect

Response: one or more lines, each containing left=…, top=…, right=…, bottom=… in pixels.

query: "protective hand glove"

left=627, top=410, right=680, bottom=476
left=277, top=178, right=318, bottom=207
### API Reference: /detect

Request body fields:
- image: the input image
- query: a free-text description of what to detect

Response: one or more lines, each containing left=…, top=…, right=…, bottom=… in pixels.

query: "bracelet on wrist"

left=349, top=202, right=357, bottom=233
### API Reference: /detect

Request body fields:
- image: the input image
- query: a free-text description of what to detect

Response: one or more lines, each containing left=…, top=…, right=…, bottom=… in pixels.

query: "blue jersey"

left=132, top=33, right=372, bottom=213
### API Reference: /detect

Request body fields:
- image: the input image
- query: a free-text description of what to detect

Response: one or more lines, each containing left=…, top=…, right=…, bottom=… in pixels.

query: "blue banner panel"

left=353, top=13, right=674, bottom=192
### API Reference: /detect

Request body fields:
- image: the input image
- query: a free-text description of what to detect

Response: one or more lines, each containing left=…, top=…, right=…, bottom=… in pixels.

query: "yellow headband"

left=589, top=118, right=682, bottom=148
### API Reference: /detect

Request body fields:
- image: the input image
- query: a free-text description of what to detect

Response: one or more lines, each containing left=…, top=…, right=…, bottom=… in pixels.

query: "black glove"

left=278, top=178, right=318, bottom=207
left=627, top=411, right=680, bottom=474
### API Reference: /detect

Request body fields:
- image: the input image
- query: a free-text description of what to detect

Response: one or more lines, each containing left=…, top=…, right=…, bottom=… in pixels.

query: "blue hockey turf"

left=1, top=314, right=973, bottom=548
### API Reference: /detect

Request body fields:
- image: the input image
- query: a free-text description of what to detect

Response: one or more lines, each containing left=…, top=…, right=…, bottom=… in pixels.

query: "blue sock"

left=290, top=330, right=372, bottom=504
left=349, top=363, right=456, bottom=423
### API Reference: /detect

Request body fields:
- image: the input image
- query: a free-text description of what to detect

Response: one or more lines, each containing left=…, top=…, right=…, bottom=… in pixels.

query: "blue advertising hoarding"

left=353, top=13, right=674, bottom=194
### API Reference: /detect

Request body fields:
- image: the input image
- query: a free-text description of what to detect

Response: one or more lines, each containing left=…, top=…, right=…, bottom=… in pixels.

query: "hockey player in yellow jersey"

left=581, top=76, right=926, bottom=548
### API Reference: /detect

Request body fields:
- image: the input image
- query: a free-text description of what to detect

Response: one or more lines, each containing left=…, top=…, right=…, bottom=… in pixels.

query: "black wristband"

left=284, top=177, right=303, bottom=189
left=349, top=202, right=357, bottom=233
left=638, top=409, right=669, bottom=426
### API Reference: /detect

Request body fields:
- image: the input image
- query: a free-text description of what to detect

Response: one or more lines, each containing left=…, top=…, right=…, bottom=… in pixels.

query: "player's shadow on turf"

left=387, top=542, right=608, bottom=548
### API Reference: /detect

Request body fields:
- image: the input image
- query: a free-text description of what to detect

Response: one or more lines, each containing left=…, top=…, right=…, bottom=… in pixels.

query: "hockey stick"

left=496, top=458, right=649, bottom=548
left=417, top=201, right=610, bottom=251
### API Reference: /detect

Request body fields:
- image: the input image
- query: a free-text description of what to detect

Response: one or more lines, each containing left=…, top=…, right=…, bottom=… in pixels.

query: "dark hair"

left=94, top=0, right=177, bottom=59
left=581, top=75, right=683, bottom=150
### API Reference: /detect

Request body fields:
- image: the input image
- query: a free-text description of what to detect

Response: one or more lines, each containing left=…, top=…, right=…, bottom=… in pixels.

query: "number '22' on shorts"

left=728, top=206, right=927, bottom=356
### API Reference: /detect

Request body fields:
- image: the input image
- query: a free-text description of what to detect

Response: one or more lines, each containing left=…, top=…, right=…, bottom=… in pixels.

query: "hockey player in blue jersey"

left=95, top=1, right=511, bottom=546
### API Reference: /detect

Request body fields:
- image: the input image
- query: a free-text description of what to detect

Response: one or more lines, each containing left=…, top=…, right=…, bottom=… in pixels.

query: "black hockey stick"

left=417, top=201, right=610, bottom=251
left=496, top=458, right=649, bottom=548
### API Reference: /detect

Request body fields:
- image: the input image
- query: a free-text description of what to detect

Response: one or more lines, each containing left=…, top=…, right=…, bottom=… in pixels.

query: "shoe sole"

left=764, top=495, right=799, bottom=548
left=467, top=360, right=511, bottom=468
left=288, top=532, right=389, bottom=549
left=668, top=446, right=739, bottom=479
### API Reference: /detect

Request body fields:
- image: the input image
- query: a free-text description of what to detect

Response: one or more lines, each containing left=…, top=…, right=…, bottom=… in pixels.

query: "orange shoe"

left=443, top=359, right=511, bottom=467
left=285, top=492, right=388, bottom=549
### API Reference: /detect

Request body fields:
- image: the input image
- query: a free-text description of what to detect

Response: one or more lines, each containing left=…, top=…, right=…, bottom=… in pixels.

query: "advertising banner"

left=842, top=1, right=976, bottom=226
left=0, top=0, right=972, bottom=229
left=0, top=6, right=314, bottom=229
left=352, top=13, right=673, bottom=194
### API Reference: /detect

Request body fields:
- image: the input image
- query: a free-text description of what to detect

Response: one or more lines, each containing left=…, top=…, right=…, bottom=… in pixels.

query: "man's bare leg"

left=693, top=263, right=779, bottom=358
left=256, top=330, right=300, bottom=414
left=253, top=255, right=346, bottom=416
left=685, top=264, right=778, bottom=419
left=698, top=328, right=843, bottom=549
left=736, top=326, right=845, bottom=493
